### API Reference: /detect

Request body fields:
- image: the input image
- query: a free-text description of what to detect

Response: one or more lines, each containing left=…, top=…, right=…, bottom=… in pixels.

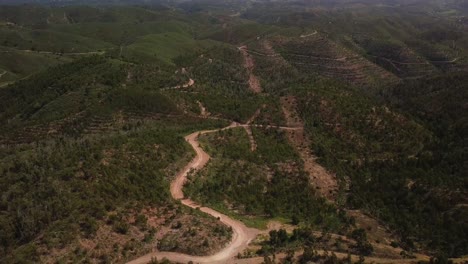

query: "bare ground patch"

left=156, top=210, right=232, bottom=256
left=278, top=96, right=412, bottom=260
left=280, top=96, right=338, bottom=201
left=239, top=46, right=262, bottom=93
left=37, top=206, right=231, bottom=263
left=346, top=210, right=399, bottom=248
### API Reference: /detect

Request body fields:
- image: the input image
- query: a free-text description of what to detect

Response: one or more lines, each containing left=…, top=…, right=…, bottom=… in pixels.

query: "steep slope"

left=0, top=55, right=234, bottom=263
left=295, top=77, right=467, bottom=256
left=1, top=3, right=468, bottom=263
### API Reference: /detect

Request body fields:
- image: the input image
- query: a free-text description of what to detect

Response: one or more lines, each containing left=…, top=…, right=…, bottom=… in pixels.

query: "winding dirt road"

left=300, top=30, right=318, bottom=38
left=126, top=117, right=453, bottom=264
left=127, top=122, right=260, bottom=264
left=161, top=78, right=195, bottom=91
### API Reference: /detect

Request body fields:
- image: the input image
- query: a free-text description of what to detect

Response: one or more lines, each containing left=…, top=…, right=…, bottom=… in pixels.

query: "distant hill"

left=0, top=0, right=174, bottom=5
left=0, top=2, right=467, bottom=263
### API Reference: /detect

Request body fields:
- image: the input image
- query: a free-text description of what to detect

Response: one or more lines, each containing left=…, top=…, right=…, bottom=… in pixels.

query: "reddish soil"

left=280, top=96, right=338, bottom=201
left=128, top=123, right=260, bottom=264
left=239, top=46, right=262, bottom=93
left=197, top=101, right=210, bottom=117
left=38, top=206, right=230, bottom=264
left=243, top=125, right=257, bottom=152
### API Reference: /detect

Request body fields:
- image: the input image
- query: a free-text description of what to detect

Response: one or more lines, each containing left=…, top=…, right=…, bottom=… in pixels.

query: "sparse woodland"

left=0, top=1, right=467, bottom=263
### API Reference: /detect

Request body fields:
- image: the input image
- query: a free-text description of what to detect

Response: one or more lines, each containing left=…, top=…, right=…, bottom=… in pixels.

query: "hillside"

left=0, top=4, right=224, bottom=85
left=0, top=2, right=467, bottom=264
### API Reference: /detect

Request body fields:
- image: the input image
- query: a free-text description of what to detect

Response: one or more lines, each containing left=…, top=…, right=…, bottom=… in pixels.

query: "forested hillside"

left=0, top=53, right=234, bottom=262
left=295, top=77, right=467, bottom=257
left=0, top=1, right=467, bottom=263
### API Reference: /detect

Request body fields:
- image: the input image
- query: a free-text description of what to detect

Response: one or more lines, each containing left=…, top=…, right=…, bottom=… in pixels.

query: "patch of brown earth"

left=37, top=206, right=231, bottom=264
left=239, top=46, right=262, bottom=93
left=280, top=96, right=338, bottom=201
left=260, top=40, right=293, bottom=69
left=197, top=101, right=210, bottom=118
left=129, top=124, right=260, bottom=264
left=242, top=125, right=257, bottom=152
left=242, top=106, right=267, bottom=152
left=246, top=105, right=265, bottom=125
left=156, top=212, right=232, bottom=256
left=278, top=96, right=413, bottom=258
left=346, top=211, right=419, bottom=260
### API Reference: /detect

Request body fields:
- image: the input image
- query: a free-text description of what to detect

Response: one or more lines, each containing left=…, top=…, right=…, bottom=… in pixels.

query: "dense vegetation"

left=295, top=77, right=467, bottom=256
left=0, top=52, right=228, bottom=262
left=388, top=73, right=468, bottom=184
left=1, top=125, right=175, bottom=259
left=0, top=0, right=467, bottom=262
left=186, top=127, right=351, bottom=231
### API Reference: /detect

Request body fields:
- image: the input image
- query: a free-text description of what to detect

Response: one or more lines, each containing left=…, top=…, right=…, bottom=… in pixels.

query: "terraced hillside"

left=274, top=35, right=399, bottom=87
left=243, top=3, right=468, bottom=82
left=1, top=2, right=467, bottom=264
left=0, top=5, right=227, bottom=85
left=0, top=55, right=236, bottom=262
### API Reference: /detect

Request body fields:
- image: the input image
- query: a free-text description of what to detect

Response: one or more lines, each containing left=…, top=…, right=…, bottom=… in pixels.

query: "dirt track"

left=280, top=96, right=338, bottom=201
left=300, top=30, right=318, bottom=38
left=126, top=117, right=466, bottom=264
left=127, top=123, right=260, bottom=264
left=127, top=121, right=302, bottom=264
left=161, top=78, right=195, bottom=90
left=238, top=46, right=262, bottom=93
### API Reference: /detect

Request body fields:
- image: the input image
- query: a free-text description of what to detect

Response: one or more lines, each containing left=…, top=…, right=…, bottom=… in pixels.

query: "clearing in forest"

left=239, top=45, right=262, bottom=93
left=280, top=96, right=338, bottom=201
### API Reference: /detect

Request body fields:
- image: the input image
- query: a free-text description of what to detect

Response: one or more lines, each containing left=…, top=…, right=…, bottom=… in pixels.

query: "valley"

left=0, top=1, right=467, bottom=263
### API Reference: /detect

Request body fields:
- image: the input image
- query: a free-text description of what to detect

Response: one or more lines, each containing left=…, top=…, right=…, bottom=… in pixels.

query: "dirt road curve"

left=127, top=120, right=460, bottom=264
left=300, top=30, right=318, bottom=38
left=127, top=122, right=260, bottom=264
